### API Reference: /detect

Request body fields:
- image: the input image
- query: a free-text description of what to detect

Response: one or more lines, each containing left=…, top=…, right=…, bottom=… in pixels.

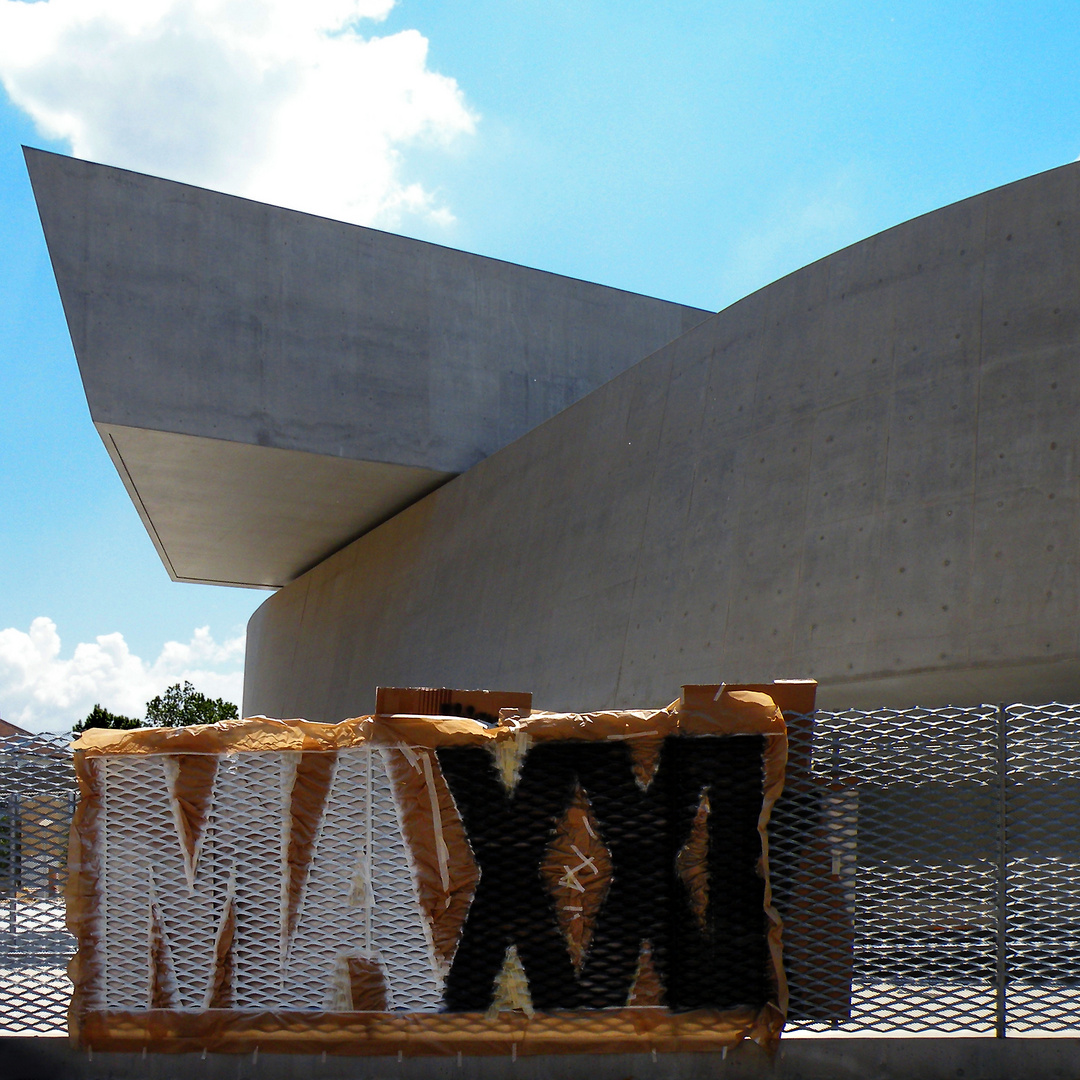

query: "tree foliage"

left=144, top=681, right=239, bottom=728
left=72, top=704, right=142, bottom=733
left=74, top=682, right=239, bottom=732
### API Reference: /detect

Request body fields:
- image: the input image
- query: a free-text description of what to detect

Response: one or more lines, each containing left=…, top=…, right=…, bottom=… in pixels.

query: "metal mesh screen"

left=772, top=705, right=1003, bottom=1033
left=6, top=707, right=1080, bottom=1036
left=0, top=733, right=76, bottom=1034
left=1000, top=703, right=1080, bottom=1033
left=97, top=748, right=444, bottom=1014
left=773, top=703, right=1080, bottom=1035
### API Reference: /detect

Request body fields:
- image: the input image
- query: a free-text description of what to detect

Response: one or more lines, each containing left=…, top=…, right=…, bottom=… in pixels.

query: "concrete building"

left=27, top=148, right=1080, bottom=716
left=27, top=148, right=708, bottom=589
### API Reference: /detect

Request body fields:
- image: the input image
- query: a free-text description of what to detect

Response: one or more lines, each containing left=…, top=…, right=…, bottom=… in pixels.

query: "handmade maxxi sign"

left=68, top=686, right=788, bottom=1056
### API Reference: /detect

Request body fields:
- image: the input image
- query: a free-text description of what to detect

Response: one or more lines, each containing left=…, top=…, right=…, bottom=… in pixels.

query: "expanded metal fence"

left=5, top=706, right=1080, bottom=1036
left=0, top=733, right=76, bottom=1035
left=773, top=702, right=1080, bottom=1035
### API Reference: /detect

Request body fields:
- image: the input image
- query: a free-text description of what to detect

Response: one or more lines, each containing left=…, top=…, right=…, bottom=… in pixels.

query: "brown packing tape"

left=723, top=682, right=853, bottom=1022
left=78, top=1004, right=783, bottom=1056
left=71, top=715, right=378, bottom=755
left=70, top=690, right=781, bottom=757
left=375, top=687, right=532, bottom=723
left=538, top=784, right=614, bottom=972
left=675, top=791, right=711, bottom=932
left=759, top=721, right=790, bottom=1020
left=346, top=958, right=389, bottom=1011
left=284, top=753, right=337, bottom=945
left=164, top=754, right=219, bottom=889
left=66, top=752, right=104, bottom=1046
left=364, top=707, right=685, bottom=750
left=149, top=897, right=175, bottom=1009
left=627, top=941, right=664, bottom=1006
left=206, top=893, right=236, bottom=1009
left=383, top=748, right=479, bottom=970
left=683, top=681, right=817, bottom=718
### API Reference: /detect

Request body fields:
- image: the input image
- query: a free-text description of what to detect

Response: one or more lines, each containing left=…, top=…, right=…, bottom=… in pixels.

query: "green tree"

left=73, top=704, right=142, bottom=733
left=144, top=681, right=239, bottom=728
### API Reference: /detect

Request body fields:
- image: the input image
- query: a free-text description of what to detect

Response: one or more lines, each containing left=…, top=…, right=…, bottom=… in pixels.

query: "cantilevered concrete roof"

left=27, top=148, right=710, bottom=588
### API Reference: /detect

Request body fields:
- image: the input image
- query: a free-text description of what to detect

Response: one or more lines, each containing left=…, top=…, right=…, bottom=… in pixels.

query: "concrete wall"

left=245, top=162, right=1080, bottom=716
left=26, top=148, right=708, bottom=476
left=97, top=425, right=455, bottom=587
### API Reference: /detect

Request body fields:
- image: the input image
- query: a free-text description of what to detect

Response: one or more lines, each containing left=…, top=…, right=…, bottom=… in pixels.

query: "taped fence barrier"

left=14, top=697, right=1080, bottom=1038
left=67, top=686, right=788, bottom=1056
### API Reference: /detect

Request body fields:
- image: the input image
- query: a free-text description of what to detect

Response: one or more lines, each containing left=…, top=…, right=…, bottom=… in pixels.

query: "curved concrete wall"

left=245, top=162, right=1080, bottom=717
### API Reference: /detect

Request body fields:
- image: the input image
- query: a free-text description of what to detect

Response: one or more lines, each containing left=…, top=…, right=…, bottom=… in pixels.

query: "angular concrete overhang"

left=26, top=148, right=710, bottom=587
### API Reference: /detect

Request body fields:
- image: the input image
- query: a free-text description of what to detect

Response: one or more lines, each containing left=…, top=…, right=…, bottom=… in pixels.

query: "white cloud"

left=0, top=0, right=477, bottom=226
left=0, top=617, right=245, bottom=733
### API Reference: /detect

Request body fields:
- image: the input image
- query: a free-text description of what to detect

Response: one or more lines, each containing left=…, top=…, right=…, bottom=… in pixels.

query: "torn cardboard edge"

left=71, top=684, right=797, bottom=756
left=76, top=1003, right=785, bottom=1056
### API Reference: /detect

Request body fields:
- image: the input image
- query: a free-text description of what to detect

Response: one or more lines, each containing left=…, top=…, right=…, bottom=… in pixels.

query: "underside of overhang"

left=100, top=424, right=454, bottom=588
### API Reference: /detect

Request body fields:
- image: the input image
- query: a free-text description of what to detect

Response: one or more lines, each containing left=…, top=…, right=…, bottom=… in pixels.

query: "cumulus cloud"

left=0, top=0, right=477, bottom=226
left=0, top=617, right=245, bottom=733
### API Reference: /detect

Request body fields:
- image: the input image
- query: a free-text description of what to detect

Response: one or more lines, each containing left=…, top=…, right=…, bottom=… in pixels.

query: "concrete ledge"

left=5, top=1037, right=1080, bottom=1080
left=27, top=147, right=709, bottom=587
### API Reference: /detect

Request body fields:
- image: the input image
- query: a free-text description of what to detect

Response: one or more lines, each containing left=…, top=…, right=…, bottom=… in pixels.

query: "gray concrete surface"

left=26, top=148, right=708, bottom=587
left=6, top=1037, right=1080, bottom=1080
left=244, top=161, right=1080, bottom=715
left=99, top=425, right=453, bottom=587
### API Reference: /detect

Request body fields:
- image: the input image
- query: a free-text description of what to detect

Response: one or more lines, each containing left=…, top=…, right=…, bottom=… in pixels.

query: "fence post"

left=995, top=702, right=1008, bottom=1038
left=7, top=792, right=17, bottom=943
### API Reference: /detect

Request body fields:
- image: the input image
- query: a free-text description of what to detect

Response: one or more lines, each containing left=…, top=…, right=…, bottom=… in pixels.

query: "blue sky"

left=0, top=0, right=1077, bottom=730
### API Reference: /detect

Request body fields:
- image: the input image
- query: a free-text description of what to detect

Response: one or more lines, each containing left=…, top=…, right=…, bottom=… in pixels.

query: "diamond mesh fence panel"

left=1000, top=703, right=1080, bottom=1032
left=0, top=733, right=76, bottom=1035
left=773, top=703, right=1080, bottom=1035
left=6, top=709, right=1080, bottom=1036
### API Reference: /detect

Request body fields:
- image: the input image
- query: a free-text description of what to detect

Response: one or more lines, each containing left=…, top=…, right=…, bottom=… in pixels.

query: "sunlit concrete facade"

left=30, top=148, right=1080, bottom=714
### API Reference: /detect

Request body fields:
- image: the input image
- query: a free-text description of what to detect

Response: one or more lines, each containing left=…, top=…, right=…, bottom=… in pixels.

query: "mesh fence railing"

left=773, top=702, right=1080, bottom=1035
left=772, top=705, right=1004, bottom=1033
left=0, top=733, right=76, bottom=1035
left=6, top=708, right=1080, bottom=1036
